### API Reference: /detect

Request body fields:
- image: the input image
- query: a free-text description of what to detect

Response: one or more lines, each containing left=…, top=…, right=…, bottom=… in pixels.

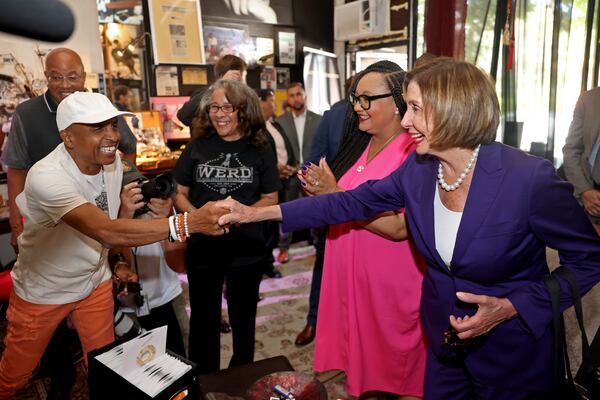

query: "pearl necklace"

left=437, top=144, right=481, bottom=191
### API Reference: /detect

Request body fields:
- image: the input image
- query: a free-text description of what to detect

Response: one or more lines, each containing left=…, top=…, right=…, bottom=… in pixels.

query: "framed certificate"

left=277, top=31, right=296, bottom=65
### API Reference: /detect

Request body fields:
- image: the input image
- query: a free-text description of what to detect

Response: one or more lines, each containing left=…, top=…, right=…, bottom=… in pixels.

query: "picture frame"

left=147, top=0, right=205, bottom=65
left=104, top=23, right=144, bottom=80
left=276, top=30, right=296, bottom=65
left=202, top=23, right=249, bottom=64
left=149, top=96, right=191, bottom=141
left=276, top=67, right=290, bottom=88
left=154, top=65, right=179, bottom=96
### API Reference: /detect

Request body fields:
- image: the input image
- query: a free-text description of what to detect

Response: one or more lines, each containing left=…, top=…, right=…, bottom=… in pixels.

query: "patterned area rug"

left=9, top=248, right=596, bottom=399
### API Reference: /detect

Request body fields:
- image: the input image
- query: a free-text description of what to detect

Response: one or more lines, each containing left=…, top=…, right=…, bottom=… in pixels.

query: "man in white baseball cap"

left=0, top=92, right=229, bottom=398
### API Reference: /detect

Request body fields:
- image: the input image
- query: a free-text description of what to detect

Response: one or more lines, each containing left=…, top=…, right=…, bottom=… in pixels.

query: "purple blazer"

left=281, top=142, right=600, bottom=390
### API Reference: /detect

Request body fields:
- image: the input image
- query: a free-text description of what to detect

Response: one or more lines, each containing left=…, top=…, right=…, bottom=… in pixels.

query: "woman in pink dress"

left=299, top=62, right=426, bottom=399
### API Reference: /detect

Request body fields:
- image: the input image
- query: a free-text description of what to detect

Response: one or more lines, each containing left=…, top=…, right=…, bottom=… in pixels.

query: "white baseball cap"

left=56, top=91, right=134, bottom=131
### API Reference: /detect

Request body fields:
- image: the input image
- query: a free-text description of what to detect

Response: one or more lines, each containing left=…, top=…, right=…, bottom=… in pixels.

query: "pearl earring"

left=394, top=109, right=399, bottom=115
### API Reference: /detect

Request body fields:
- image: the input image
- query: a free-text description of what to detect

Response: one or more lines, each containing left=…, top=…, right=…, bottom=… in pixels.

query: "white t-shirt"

left=434, top=186, right=463, bottom=268
left=266, top=119, right=288, bottom=165
left=12, top=143, right=122, bottom=304
left=120, top=241, right=182, bottom=315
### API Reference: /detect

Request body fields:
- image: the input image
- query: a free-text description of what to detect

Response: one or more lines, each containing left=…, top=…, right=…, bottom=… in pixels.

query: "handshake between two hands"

left=119, top=182, right=249, bottom=236
left=190, top=196, right=253, bottom=236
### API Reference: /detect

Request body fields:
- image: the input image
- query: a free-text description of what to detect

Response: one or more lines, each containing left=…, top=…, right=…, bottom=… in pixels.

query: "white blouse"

left=434, top=185, right=463, bottom=269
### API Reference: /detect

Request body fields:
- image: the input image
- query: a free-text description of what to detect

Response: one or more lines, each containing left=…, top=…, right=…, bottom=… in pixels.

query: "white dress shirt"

left=293, top=110, right=307, bottom=163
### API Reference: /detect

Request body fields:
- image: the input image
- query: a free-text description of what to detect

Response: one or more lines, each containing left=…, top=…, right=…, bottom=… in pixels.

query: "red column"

left=424, top=0, right=467, bottom=59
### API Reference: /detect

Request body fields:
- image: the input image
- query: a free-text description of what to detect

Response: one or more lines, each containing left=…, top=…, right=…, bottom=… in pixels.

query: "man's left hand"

left=449, top=292, right=518, bottom=339
left=147, top=197, right=173, bottom=219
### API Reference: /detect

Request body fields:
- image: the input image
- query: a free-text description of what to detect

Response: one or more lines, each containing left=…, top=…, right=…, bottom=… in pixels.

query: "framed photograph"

left=105, top=23, right=143, bottom=79
left=260, top=67, right=276, bottom=90
left=147, top=0, right=205, bottom=64
left=276, top=67, right=290, bottom=87
left=277, top=31, right=296, bottom=65
left=149, top=97, right=191, bottom=141
left=202, top=24, right=249, bottom=64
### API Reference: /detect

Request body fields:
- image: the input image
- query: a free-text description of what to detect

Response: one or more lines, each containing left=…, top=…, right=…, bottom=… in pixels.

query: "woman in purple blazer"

left=217, top=58, right=600, bottom=399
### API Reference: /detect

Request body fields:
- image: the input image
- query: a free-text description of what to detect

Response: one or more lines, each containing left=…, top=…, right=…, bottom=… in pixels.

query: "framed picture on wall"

left=104, top=23, right=143, bottom=80
left=155, top=65, right=179, bottom=96
left=277, top=31, right=296, bottom=65
left=276, top=67, right=290, bottom=87
left=147, top=0, right=205, bottom=64
left=202, top=23, right=249, bottom=64
left=149, top=97, right=191, bottom=141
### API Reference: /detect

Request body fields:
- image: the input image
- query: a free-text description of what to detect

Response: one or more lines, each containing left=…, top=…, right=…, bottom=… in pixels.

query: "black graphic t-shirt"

left=173, top=134, right=281, bottom=267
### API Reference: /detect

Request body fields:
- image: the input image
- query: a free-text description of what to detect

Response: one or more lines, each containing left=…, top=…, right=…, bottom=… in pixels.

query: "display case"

left=129, top=109, right=185, bottom=173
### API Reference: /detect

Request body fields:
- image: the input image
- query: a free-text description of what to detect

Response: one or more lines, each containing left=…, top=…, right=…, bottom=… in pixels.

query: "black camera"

left=122, top=160, right=177, bottom=216
left=134, top=172, right=177, bottom=216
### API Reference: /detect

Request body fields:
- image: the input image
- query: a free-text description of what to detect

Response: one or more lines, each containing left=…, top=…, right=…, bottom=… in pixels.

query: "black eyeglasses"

left=47, top=74, right=83, bottom=83
left=208, top=104, right=236, bottom=114
left=349, top=92, right=392, bottom=110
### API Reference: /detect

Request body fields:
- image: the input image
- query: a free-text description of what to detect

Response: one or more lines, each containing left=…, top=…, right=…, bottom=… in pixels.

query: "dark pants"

left=423, top=348, right=550, bottom=400
left=187, top=261, right=263, bottom=374
left=137, top=300, right=185, bottom=357
left=307, top=231, right=326, bottom=326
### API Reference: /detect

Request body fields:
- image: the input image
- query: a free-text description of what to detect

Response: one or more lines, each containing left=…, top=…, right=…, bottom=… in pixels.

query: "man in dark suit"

left=274, top=83, right=322, bottom=263
left=563, top=87, right=600, bottom=234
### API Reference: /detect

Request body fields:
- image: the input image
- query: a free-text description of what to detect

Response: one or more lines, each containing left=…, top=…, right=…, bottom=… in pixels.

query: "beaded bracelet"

left=183, top=212, right=190, bottom=238
left=177, top=213, right=186, bottom=242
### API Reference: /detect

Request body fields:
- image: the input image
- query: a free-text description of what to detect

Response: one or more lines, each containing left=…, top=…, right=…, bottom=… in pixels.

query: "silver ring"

left=314, top=180, right=320, bottom=187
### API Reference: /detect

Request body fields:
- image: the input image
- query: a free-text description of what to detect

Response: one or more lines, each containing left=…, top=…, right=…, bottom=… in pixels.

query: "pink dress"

left=313, top=133, right=427, bottom=397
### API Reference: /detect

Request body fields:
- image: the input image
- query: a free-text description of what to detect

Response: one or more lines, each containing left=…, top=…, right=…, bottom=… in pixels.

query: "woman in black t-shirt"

left=172, top=80, right=281, bottom=373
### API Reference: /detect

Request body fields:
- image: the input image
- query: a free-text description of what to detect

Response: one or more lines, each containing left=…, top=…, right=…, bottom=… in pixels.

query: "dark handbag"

left=543, top=267, right=600, bottom=399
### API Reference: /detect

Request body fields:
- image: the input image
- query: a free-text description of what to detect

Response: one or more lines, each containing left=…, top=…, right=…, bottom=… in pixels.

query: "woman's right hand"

left=215, top=197, right=255, bottom=225
left=216, top=197, right=283, bottom=226
left=298, top=158, right=342, bottom=196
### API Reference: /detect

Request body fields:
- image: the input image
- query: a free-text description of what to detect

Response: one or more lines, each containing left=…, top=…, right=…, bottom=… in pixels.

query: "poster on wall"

left=147, top=0, right=205, bottom=64
left=104, top=23, right=143, bottom=79
left=155, top=66, right=179, bottom=96
left=199, top=0, right=293, bottom=25
left=277, top=31, right=296, bottom=65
